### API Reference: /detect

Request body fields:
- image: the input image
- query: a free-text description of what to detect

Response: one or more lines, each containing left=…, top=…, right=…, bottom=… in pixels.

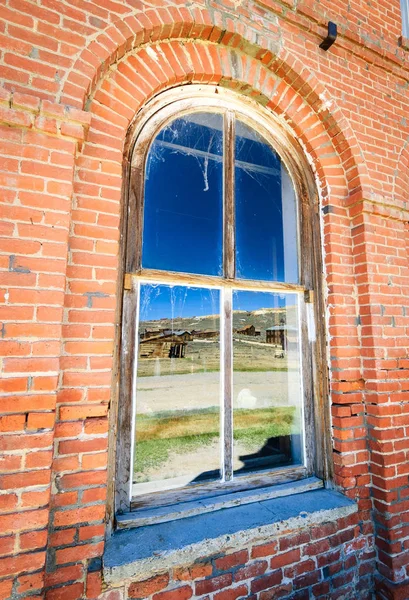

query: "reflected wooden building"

left=235, top=324, right=261, bottom=336
left=190, top=329, right=219, bottom=339
left=141, top=327, right=161, bottom=339
left=139, top=330, right=192, bottom=359
left=266, top=326, right=298, bottom=351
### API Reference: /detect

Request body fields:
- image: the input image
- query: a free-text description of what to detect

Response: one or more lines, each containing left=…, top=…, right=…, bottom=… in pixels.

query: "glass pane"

left=133, top=283, right=221, bottom=494
left=142, top=113, right=223, bottom=276
left=235, top=120, right=299, bottom=283
left=232, top=290, right=303, bottom=475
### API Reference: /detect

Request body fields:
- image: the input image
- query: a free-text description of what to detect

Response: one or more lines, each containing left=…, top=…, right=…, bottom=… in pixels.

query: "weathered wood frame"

left=402, top=0, right=409, bottom=38
left=111, top=86, right=332, bottom=520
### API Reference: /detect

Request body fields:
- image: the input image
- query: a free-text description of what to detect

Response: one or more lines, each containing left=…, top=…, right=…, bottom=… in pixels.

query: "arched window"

left=116, top=87, right=324, bottom=520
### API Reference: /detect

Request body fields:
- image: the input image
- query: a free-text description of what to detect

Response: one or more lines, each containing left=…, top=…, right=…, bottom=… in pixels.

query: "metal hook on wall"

left=319, top=22, right=337, bottom=51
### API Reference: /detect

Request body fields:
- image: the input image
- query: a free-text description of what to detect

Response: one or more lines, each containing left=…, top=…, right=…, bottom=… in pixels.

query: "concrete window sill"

left=103, top=486, right=357, bottom=586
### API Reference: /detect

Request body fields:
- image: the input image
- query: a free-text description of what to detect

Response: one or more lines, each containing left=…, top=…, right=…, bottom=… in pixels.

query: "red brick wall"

left=1, top=1, right=409, bottom=599
left=100, top=513, right=373, bottom=600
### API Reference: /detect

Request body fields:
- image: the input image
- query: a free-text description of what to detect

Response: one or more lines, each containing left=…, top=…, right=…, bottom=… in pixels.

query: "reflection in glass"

left=133, top=283, right=221, bottom=494
left=142, top=112, right=223, bottom=276
left=232, top=290, right=303, bottom=474
left=235, top=120, right=299, bottom=283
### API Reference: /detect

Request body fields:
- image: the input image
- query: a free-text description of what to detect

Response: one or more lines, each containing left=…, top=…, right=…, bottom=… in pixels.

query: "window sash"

left=127, top=101, right=308, bottom=501
left=127, top=103, right=301, bottom=286
left=129, top=274, right=310, bottom=505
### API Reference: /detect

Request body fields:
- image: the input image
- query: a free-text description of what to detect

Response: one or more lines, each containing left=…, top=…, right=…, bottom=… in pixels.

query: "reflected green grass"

left=134, top=407, right=296, bottom=481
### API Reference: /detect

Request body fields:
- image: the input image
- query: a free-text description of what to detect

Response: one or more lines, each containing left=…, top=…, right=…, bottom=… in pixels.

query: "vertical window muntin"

left=125, top=95, right=315, bottom=508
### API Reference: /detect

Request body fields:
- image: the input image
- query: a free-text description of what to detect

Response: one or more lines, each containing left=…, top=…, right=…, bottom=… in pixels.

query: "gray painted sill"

left=104, top=485, right=357, bottom=586
left=117, top=477, right=324, bottom=529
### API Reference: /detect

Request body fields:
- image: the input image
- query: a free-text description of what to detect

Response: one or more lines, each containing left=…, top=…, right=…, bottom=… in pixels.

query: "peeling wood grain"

left=115, top=277, right=138, bottom=515
left=224, top=110, right=235, bottom=280
left=131, top=466, right=308, bottom=511
left=223, top=288, right=233, bottom=482
left=120, top=476, right=322, bottom=529
left=125, top=270, right=306, bottom=293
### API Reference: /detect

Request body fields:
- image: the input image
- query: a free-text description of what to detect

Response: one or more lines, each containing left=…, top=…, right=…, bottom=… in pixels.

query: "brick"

left=284, top=559, right=315, bottom=579
left=49, top=529, right=76, bottom=548
left=0, top=414, right=25, bottom=432
left=214, top=585, right=248, bottom=600
left=55, top=542, right=104, bottom=565
left=20, top=529, right=48, bottom=551
left=259, top=584, right=292, bottom=600
left=215, top=551, right=249, bottom=571
left=128, top=574, right=170, bottom=598
left=251, top=542, right=278, bottom=559
left=303, top=539, right=331, bottom=556
left=174, top=563, right=212, bottom=581
left=17, top=571, right=44, bottom=594
left=45, top=582, right=84, bottom=600
left=81, top=487, right=106, bottom=503
left=26, top=450, right=53, bottom=469
left=21, top=489, right=50, bottom=508
left=279, top=533, right=310, bottom=552
left=0, top=455, right=21, bottom=473
left=53, top=505, right=105, bottom=527
left=153, top=586, right=193, bottom=600
left=58, top=471, right=106, bottom=489
left=0, top=536, right=15, bottom=557
left=195, top=574, right=233, bottom=595
left=86, top=571, right=102, bottom=599
left=0, top=494, right=18, bottom=512
left=250, top=570, right=283, bottom=593
left=82, top=452, right=108, bottom=470
left=234, top=561, right=267, bottom=582
left=271, top=549, right=301, bottom=570
left=59, top=404, right=108, bottom=421
left=58, top=438, right=107, bottom=455
left=0, top=105, right=32, bottom=127
left=0, top=551, right=45, bottom=577
left=0, top=579, right=13, bottom=599
left=78, top=524, right=106, bottom=541
left=27, top=412, right=55, bottom=430
left=0, top=469, right=51, bottom=490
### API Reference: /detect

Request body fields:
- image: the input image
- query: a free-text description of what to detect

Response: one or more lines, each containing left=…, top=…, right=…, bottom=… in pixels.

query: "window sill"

left=121, top=474, right=319, bottom=529
left=103, top=484, right=357, bottom=586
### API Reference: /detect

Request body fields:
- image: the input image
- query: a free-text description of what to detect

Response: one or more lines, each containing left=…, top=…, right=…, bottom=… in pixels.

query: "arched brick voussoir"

left=85, top=40, right=359, bottom=211
left=265, top=49, right=370, bottom=198
left=61, top=4, right=369, bottom=200
left=60, top=6, right=220, bottom=107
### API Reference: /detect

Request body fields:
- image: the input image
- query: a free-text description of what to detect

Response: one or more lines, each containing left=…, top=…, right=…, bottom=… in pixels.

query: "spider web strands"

left=153, top=140, right=281, bottom=177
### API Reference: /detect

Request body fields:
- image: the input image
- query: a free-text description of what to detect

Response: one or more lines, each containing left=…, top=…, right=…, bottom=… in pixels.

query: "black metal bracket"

left=319, top=21, right=337, bottom=51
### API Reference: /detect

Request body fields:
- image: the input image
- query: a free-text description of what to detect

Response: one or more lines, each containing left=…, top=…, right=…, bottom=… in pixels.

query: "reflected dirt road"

left=136, top=370, right=301, bottom=414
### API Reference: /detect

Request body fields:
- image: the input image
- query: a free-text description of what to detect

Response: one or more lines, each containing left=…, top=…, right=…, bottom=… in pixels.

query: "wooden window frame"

left=402, top=0, right=409, bottom=37
left=112, top=86, right=332, bottom=522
